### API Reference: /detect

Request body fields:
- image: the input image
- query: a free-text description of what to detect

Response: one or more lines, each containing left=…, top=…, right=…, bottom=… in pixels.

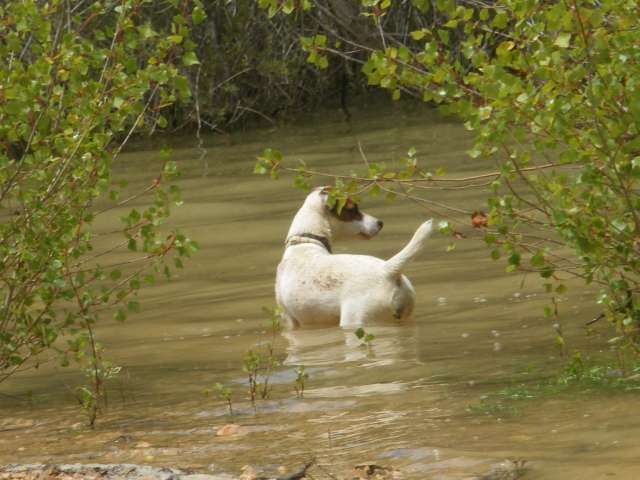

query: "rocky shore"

left=0, top=464, right=235, bottom=480
left=0, top=460, right=527, bottom=480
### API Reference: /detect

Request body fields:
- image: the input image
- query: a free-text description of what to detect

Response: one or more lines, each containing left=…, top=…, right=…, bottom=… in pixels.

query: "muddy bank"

left=0, top=460, right=526, bottom=480
left=0, top=464, right=234, bottom=480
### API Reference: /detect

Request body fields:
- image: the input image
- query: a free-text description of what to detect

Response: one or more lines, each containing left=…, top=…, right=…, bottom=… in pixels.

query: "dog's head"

left=310, top=186, right=383, bottom=239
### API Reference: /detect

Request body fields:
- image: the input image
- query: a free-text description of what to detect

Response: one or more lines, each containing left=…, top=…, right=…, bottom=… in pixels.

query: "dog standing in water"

left=276, top=187, right=433, bottom=327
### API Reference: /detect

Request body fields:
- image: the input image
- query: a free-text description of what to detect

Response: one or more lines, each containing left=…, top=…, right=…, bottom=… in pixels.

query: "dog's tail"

left=383, top=219, right=434, bottom=277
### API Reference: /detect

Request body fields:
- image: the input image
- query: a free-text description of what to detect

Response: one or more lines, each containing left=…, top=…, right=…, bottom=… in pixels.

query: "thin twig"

left=193, top=65, right=208, bottom=176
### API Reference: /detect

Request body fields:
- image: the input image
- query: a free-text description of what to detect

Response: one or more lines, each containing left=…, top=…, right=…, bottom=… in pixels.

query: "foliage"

left=257, top=0, right=640, bottom=356
left=0, top=0, right=200, bottom=382
left=178, top=0, right=455, bottom=129
left=183, top=1, right=354, bottom=130
left=468, top=354, right=640, bottom=418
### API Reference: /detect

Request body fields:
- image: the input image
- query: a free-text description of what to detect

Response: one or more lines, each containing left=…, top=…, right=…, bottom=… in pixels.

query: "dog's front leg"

left=339, top=302, right=365, bottom=327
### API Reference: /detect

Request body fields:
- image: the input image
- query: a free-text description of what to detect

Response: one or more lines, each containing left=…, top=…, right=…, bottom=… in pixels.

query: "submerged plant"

left=466, top=397, right=522, bottom=419
left=294, top=366, right=309, bottom=399
left=237, top=307, right=286, bottom=406
left=205, top=382, right=234, bottom=419
left=73, top=336, right=121, bottom=428
left=354, top=327, right=375, bottom=347
left=260, top=354, right=281, bottom=400
left=469, top=355, right=640, bottom=418
left=242, top=347, right=281, bottom=404
left=260, top=306, right=284, bottom=400
left=243, top=349, right=262, bottom=406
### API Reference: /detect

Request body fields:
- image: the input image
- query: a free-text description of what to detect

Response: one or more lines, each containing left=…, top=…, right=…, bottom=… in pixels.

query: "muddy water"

left=2, top=106, right=639, bottom=479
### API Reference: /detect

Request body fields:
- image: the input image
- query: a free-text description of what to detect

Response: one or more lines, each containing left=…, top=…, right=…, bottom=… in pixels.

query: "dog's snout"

left=377, top=220, right=384, bottom=230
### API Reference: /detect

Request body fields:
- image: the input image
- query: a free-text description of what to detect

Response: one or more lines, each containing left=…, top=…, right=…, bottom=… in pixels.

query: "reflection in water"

left=282, top=325, right=417, bottom=367
left=1, top=106, right=638, bottom=479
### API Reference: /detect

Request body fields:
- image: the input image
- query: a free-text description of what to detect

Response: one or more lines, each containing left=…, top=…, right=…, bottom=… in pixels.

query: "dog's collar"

left=286, top=233, right=332, bottom=253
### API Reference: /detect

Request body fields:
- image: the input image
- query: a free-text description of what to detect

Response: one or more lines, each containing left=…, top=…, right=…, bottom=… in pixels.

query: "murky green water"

left=2, top=106, right=639, bottom=479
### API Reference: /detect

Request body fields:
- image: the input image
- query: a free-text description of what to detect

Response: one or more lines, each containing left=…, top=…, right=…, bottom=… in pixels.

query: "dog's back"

left=277, top=248, right=415, bottom=327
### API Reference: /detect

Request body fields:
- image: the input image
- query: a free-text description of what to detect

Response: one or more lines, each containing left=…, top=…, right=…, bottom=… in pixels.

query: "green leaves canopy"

left=0, top=0, right=200, bottom=380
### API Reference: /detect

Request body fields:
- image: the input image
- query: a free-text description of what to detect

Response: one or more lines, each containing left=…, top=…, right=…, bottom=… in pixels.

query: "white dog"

left=276, top=187, right=433, bottom=327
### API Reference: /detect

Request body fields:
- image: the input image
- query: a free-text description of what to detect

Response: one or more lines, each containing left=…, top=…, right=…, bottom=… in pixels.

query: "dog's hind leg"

left=279, top=308, right=300, bottom=329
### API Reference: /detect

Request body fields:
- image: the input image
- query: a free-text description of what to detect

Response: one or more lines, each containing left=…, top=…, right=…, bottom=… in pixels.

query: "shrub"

left=0, top=0, right=200, bottom=382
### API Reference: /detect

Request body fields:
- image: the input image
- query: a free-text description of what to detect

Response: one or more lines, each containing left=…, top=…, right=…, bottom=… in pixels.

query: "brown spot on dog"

left=314, top=274, right=344, bottom=290
left=328, top=198, right=364, bottom=222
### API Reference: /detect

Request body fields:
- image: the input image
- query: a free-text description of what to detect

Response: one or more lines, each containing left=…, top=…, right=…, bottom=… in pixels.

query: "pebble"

left=0, top=419, right=35, bottom=429
left=0, top=464, right=235, bottom=480
left=216, top=424, right=245, bottom=437
left=239, top=465, right=257, bottom=480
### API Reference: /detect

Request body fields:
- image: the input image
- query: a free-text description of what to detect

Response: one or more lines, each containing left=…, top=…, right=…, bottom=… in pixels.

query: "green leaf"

left=493, top=12, right=509, bottom=29
left=478, top=106, right=492, bottom=120
left=127, top=301, right=140, bottom=313
left=438, top=220, right=452, bottom=235
left=182, top=51, right=200, bottom=66
left=531, top=251, right=545, bottom=267
left=317, top=56, right=329, bottom=69
left=554, top=33, right=571, bottom=48
left=437, top=29, right=450, bottom=44
left=192, top=6, right=206, bottom=24
left=114, top=308, right=127, bottom=322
